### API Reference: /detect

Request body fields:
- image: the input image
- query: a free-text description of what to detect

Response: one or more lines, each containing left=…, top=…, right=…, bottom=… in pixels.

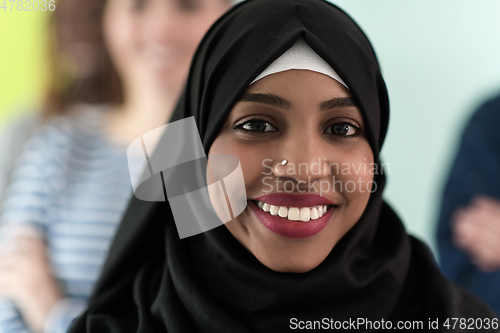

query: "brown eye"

left=325, top=122, right=359, bottom=137
left=235, top=119, right=277, bottom=133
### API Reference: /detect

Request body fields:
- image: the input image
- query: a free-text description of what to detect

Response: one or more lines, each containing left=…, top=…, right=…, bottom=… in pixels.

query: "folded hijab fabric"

left=68, top=0, right=497, bottom=332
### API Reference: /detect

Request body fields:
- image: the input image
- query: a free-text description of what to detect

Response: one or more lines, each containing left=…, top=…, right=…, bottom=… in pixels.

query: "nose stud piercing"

left=281, top=159, right=288, bottom=166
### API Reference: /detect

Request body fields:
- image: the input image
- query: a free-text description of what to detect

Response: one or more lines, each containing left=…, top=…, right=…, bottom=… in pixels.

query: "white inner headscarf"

left=250, top=37, right=349, bottom=89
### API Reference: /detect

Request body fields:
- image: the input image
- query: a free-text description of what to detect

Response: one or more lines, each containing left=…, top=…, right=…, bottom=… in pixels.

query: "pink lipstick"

left=250, top=193, right=336, bottom=239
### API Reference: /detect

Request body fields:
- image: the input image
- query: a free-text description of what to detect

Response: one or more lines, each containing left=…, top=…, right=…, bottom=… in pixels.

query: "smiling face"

left=103, top=0, right=230, bottom=98
left=208, top=70, right=374, bottom=273
left=133, top=0, right=230, bottom=92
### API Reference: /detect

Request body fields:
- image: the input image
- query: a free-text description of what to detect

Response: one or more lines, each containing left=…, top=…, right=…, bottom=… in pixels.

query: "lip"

left=254, top=193, right=335, bottom=207
left=249, top=200, right=335, bottom=239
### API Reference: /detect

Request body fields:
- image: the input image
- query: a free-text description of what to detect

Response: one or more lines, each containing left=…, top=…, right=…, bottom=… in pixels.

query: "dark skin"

left=209, top=70, right=374, bottom=273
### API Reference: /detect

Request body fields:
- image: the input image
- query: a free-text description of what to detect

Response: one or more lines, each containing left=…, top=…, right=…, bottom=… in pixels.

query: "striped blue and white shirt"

left=0, top=105, right=144, bottom=333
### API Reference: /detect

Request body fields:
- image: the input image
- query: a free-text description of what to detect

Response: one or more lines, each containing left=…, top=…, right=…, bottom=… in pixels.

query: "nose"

left=272, top=131, right=332, bottom=184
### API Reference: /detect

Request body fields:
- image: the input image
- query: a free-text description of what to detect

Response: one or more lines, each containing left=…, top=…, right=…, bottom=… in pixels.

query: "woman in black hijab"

left=69, top=0, right=498, bottom=332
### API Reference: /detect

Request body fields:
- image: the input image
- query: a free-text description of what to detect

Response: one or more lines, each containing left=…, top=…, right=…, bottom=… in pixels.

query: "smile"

left=249, top=193, right=337, bottom=239
left=255, top=201, right=331, bottom=222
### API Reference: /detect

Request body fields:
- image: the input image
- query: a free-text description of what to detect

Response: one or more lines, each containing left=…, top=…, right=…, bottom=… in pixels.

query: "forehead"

left=229, top=70, right=364, bottom=124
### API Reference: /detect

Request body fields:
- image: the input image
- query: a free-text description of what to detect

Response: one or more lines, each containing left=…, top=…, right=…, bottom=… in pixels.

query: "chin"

left=226, top=213, right=337, bottom=274
left=257, top=249, right=327, bottom=273
left=265, top=259, right=323, bottom=273
left=149, top=68, right=186, bottom=90
left=155, top=75, right=180, bottom=89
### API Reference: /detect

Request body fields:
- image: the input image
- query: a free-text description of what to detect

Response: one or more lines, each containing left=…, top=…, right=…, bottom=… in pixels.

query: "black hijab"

left=69, top=0, right=497, bottom=332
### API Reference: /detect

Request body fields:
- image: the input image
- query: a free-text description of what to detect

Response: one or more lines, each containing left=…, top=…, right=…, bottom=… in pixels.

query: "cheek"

left=187, top=21, right=209, bottom=46
left=185, top=7, right=228, bottom=47
left=335, top=144, right=374, bottom=218
left=103, top=4, right=137, bottom=72
left=209, top=135, right=267, bottom=192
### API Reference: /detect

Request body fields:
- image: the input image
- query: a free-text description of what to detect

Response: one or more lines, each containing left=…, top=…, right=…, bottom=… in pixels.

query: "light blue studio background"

left=329, top=0, right=500, bottom=256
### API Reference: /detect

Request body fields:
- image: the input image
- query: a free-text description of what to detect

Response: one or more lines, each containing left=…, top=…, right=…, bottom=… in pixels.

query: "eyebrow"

left=238, top=93, right=291, bottom=109
left=238, top=93, right=357, bottom=111
left=319, top=97, right=357, bottom=110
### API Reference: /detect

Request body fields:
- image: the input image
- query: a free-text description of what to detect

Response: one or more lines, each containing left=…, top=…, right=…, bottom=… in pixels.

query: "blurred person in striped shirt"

left=0, top=0, right=232, bottom=332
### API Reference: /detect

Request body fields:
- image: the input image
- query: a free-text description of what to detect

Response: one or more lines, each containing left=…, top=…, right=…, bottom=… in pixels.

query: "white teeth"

left=269, top=205, right=279, bottom=216
left=310, top=207, right=319, bottom=220
left=278, top=206, right=288, bottom=218
left=300, top=207, right=310, bottom=222
left=317, top=205, right=328, bottom=217
left=288, top=208, right=300, bottom=221
left=255, top=201, right=331, bottom=222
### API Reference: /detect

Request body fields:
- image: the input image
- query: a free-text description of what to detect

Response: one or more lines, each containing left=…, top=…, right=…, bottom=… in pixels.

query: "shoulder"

left=0, top=112, right=42, bottom=201
left=467, top=94, right=500, bottom=131
left=455, top=94, right=500, bottom=151
left=0, top=112, right=40, bottom=141
left=0, top=112, right=41, bottom=159
left=476, top=94, right=500, bottom=117
left=23, top=104, right=108, bottom=156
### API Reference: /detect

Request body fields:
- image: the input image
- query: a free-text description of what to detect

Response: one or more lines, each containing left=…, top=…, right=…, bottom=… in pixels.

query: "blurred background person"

left=437, top=94, right=500, bottom=315
left=0, top=0, right=122, bottom=331
left=0, top=0, right=122, bottom=206
left=0, top=0, right=232, bottom=332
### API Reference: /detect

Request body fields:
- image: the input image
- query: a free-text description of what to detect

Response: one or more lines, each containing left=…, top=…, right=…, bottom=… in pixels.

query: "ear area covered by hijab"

left=69, top=0, right=498, bottom=332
